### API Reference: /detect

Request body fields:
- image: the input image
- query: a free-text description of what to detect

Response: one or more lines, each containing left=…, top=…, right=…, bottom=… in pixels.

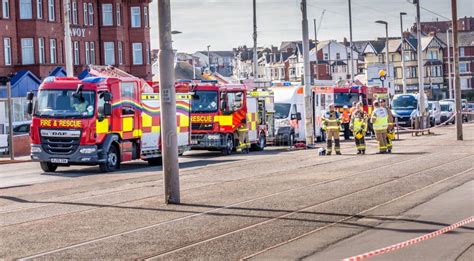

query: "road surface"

left=0, top=123, right=473, bottom=260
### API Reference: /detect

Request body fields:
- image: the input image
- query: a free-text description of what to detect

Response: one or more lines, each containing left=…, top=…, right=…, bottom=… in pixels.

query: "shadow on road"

left=1, top=195, right=472, bottom=234
left=39, top=159, right=240, bottom=178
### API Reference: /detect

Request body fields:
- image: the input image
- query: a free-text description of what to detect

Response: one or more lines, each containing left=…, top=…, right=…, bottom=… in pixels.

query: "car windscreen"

left=440, top=104, right=451, bottom=111
left=334, top=93, right=359, bottom=107
left=34, top=89, right=96, bottom=118
left=275, top=103, right=291, bottom=119
left=392, top=95, right=417, bottom=110
left=191, top=91, right=218, bottom=113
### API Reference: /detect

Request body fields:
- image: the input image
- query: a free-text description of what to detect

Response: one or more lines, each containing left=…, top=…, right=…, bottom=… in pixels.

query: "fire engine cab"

left=313, top=85, right=388, bottom=140
left=27, top=66, right=191, bottom=173
left=177, top=80, right=274, bottom=154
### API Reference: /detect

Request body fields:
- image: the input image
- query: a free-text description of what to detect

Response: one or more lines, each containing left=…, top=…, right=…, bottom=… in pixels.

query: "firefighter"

left=322, top=103, right=341, bottom=155
left=350, top=102, right=367, bottom=154
left=341, top=105, right=351, bottom=140
left=380, top=98, right=394, bottom=153
left=371, top=101, right=389, bottom=154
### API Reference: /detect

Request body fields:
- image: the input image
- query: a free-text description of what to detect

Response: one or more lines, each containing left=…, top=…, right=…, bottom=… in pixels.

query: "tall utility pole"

left=414, top=0, right=426, bottom=128
left=400, top=12, right=407, bottom=93
left=446, top=28, right=453, bottom=99
left=301, top=0, right=314, bottom=146
left=313, top=19, right=319, bottom=80
left=207, top=45, right=211, bottom=73
left=64, top=0, right=73, bottom=76
left=347, top=0, right=355, bottom=83
left=5, top=80, right=14, bottom=160
left=158, top=0, right=180, bottom=204
left=451, top=0, right=463, bottom=140
left=253, top=0, right=258, bottom=79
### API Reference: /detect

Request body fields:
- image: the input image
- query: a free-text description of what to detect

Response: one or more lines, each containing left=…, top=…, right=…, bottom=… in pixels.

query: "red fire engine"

left=176, top=80, right=275, bottom=154
left=312, top=84, right=388, bottom=140
left=27, top=66, right=191, bottom=173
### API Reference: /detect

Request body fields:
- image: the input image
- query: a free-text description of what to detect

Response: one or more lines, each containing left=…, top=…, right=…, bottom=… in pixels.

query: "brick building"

left=0, top=0, right=152, bottom=80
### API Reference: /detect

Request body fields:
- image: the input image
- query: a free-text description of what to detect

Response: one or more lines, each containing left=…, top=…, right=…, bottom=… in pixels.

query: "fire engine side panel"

left=246, top=97, right=258, bottom=142
left=141, top=94, right=161, bottom=153
left=176, top=95, right=191, bottom=148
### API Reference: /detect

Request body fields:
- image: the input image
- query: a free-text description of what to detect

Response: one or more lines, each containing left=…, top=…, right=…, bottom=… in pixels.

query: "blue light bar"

left=82, top=77, right=106, bottom=83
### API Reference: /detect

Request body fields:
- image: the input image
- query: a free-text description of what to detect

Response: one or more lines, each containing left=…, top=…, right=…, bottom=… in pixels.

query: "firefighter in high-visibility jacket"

left=322, top=103, right=342, bottom=155
left=380, top=98, right=394, bottom=153
left=371, top=101, right=389, bottom=154
left=350, top=102, right=368, bottom=154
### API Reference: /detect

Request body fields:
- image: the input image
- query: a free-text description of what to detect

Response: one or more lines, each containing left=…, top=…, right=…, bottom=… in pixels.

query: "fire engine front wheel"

left=222, top=134, right=234, bottom=155
left=251, top=133, right=266, bottom=151
left=100, top=145, right=120, bottom=173
left=40, top=162, right=58, bottom=173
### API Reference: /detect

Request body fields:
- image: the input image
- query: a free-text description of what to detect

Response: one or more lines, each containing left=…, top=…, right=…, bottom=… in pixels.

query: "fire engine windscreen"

left=34, top=90, right=96, bottom=118
left=274, top=103, right=291, bottom=119
left=334, top=93, right=359, bottom=107
left=191, top=91, right=218, bottom=113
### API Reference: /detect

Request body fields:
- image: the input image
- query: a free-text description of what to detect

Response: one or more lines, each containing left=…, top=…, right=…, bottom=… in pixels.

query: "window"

left=460, top=63, right=468, bottom=73
left=146, top=42, right=150, bottom=64
left=121, top=82, right=136, bottom=99
left=324, top=53, right=328, bottom=60
left=90, top=42, right=95, bottom=64
left=130, top=7, right=140, bottom=28
left=50, top=38, right=56, bottom=63
left=88, top=3, right=93, bottom=25
left=347, top=51, right=351, bottom=59
left=83, top=2, right=88, bottom=25
left=118, top=41, right=123, bottom=65
left=428, top=50, right=438, bottom=60
left=21, top=38, right=34, bottom=65
left=116, top=3, right=121, bottom=26
left=37, top=0, right=43, bottom=19
left=73, top=41, right=79, bottom=65
left=336, top=52, right=340, bottom=60
left=85, top=41, right=90, bottom=64
left=38, top=38, right=45, bottom=64
left=144, top=6, right=148, bottom=27
left=71, top=1, right=77, bottom=24
left=20, top=0, right=32, bottom=19
left=102, top=3, right=112, bottom=26
left=104, top=42, right=115, bottom=65
left=226, top=92, right=244, bottom=112
left=460, top=47, right=465, bottom=57
left=3, top=38, right=11, bottom=65
left=391, top=54, right=396, bottom=62
left=48, top=0, right=54, bottom=21
left=132, top=43, right=143, bottom=65
left=2, top=0, right=9, bottom=18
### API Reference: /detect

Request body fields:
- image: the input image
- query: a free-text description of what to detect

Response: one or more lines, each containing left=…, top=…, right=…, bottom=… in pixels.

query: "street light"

left=400, top=12, right=407, bottom=94
left=375, top=20, right=391, bottom=96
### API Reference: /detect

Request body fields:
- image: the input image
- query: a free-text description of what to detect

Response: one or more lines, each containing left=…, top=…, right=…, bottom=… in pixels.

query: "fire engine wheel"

left=252, top=133, right=266, bottom=151
left=40, top=162, right=58, bottom=173
left=147, top=157, right=163, bottom=166
left=222, top=135, right=234, bottom=156
left=100, top=145, right=120, bottom=173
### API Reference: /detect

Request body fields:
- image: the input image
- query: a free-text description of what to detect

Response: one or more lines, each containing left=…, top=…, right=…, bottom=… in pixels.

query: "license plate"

left=51, top=158, right=68, bottom=164
left=398, top=121, right=406, bottom=125
left=191, top=140, right=198, bottom=145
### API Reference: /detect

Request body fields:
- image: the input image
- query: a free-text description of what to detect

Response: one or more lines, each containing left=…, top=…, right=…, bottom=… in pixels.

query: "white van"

left=272, top=82, right=305, bottom=144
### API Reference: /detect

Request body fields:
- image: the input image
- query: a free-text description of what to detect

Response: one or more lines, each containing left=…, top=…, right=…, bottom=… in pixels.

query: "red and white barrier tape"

left=396, top=114, right=457, bottom=133
left=342, top=216, right=474, bottom=261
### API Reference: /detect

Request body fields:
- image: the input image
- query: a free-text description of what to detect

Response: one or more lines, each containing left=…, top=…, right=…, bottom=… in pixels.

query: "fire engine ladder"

left=86, top=65, right=138, bottom=79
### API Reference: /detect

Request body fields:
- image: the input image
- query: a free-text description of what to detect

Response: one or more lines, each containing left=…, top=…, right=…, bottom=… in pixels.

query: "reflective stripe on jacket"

left=350, top=111, right=367, bottom=132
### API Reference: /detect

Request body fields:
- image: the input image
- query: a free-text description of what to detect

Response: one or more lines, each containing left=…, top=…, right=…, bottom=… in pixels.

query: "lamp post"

left=207, top=45, right=211, bottom=73
left=400, top=12, right=407, bottom=93
left=446, top=28, right=453, bottom=99
left=348, top=0, right=355, bottom=83
left=375, top=20, right=391, bottom=96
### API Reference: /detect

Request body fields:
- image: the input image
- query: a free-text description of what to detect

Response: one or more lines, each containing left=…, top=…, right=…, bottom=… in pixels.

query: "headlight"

left=207, top=134, right=221, bottom=140
left=278, top=119, right=291, bottom=127
left=31, top=147, right=42, bottom=153
left=80, top=147, right=97, bottom=154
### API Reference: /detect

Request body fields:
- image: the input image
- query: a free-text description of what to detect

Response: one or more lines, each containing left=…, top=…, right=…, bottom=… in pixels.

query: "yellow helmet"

left=387, top=132, right=396, bottom=140
left=355, top=132, right=364, bottom=139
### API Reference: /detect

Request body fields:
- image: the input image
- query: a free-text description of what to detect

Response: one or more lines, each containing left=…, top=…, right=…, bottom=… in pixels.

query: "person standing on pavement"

left=380, top=98, right=394, bottom=153
left=371, top=101, right=389, bottom=154
left=350, top=102, right=368, bottom=154
left=341, top=105, right=351, bottom=140
left=322, top=103, right=342, bottom=155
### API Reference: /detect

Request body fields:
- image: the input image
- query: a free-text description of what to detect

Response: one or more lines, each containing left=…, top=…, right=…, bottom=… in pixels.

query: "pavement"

left=0, top=123, right=473, bottom=260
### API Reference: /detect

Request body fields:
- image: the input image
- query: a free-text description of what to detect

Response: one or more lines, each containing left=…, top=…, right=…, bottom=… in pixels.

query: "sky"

left=149, top=0, right=473, bottom=53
